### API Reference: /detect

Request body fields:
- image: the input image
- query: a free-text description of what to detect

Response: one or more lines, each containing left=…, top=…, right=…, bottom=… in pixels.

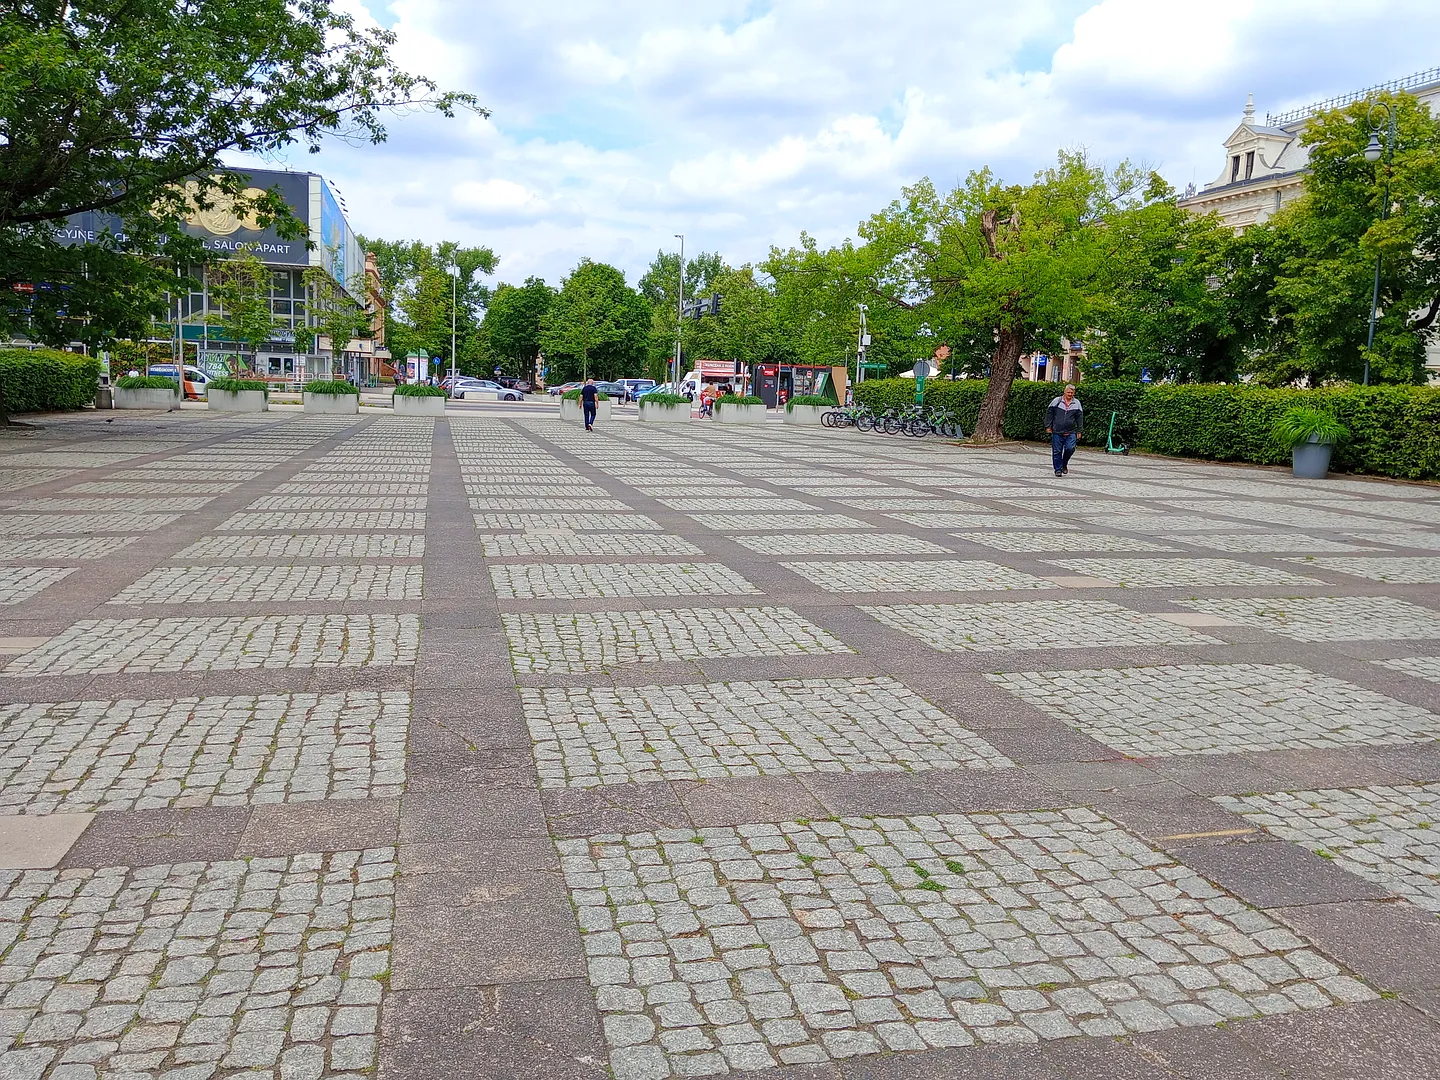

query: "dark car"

left=594, top=380, right=632, bottom=402
left=496, top=376, right=532, bottom=393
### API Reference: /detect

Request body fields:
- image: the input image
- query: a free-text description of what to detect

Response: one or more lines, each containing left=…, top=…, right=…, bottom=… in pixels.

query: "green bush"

left=786, top=395, right=833, bottom=412
left=394, top=383, right=447, bottom=397
left=1272, top=406, right=1349, bottom=448
left=640, top=392, right=688, bottom=406
left=303, top=379, right=360, bottom=395
left=208, top=377, right=268, bottom=394
left=562, top=388, right=609, bottom=401
left=717, top=394, right=763, bottom=408
left=0, top=349, right=103, bottom=413
left=115, top=374, right=178, bottom=390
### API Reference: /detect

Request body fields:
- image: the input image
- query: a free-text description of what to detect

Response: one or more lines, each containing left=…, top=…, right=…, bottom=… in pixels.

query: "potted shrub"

left=785, top=394, right=834, bottom=426
left=393, top=383, right=447, bottom=416
left=638, top=391, right=690, bottom=423
left=559, top=387, right=611, bottom=424
left=113, top=374, right=179, bottom=410
left=303, top=379, right=361, bottom=414
left=206, top=377, right=268, bottom=413
left=715, top=393, right=766, bottom=425
left=1273, top=406, right=1348, bottom=479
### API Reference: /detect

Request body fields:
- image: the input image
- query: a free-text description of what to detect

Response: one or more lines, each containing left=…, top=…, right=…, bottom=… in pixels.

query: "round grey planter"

left=1291, top=436, right=1334, bottom=479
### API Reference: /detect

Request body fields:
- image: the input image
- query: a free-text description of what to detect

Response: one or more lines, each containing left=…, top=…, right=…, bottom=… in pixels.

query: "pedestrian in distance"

left=1046, top=384, right=1083, bottom=477
left=581, top=377, right=599, bottom=431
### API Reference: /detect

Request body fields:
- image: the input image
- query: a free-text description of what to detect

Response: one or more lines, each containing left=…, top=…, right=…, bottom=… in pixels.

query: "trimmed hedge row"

left=0, top=349, right=102, bottom=413
left=852, top=378, right=1440, bottom=481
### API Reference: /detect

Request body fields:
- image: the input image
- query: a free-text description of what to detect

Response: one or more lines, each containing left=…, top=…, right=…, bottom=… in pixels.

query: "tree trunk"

left=973, top=324, right=1024, bottom=442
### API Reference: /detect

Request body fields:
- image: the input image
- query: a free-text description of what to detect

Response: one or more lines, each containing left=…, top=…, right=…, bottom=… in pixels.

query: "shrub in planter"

left=303, top=379, right=360, bottom=414
left=785, top=394, right=833, bottom=426
left=0, top=349, right=102, bottom=414
left=1273, top=406, right=1349, bottom=480
left=560, top=388, right=611, bottom=423
left=113, top=374, right=178, bottom=410
left=786, top=395, right=833, bottom=411
left=393, top=382, right=447, bottom=415
left=561, top=388, right=610, bottom=401
left=639, top=391, right=690, bottom=423
left=716, top=394, right=765, bottom=424
left=115, top=375, right=178, bottom=390
left=394, top=384, right=447, bottom=397
left=302, top=379, right=360, bottom=394
left=208, top=377, right=268, bottom=394
left=641, top=392, right=688, bottom=406
left=207, top=377, right=269, bottom=413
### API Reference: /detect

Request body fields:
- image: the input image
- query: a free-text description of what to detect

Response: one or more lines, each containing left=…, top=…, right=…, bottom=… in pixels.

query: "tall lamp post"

left=1361, top=100, right=1397, bottom=387
left=449, top=266, right=458, bottom=392
left=673, top=234, right=685, bottom=393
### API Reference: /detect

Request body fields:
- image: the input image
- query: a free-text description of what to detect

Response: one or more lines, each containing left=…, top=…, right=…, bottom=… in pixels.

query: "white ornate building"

left=1179, top=67, right=1440, bottom=231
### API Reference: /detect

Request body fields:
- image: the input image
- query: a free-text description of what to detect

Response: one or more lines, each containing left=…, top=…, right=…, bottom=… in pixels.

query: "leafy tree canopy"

left=361, top=238, right=497, bottom=372
left=539, top=259, right=649, bottom=382
left=484, top=277, right=554, bottom=378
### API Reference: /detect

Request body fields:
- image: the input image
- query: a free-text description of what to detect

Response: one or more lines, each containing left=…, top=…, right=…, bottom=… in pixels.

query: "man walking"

left=580, top=377, right=599, bottom=431
left=1046, top=384, right=1083, bottom=477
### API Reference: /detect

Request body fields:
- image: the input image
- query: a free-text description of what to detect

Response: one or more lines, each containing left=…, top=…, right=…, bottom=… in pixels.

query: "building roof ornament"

left=1243, top=93, right=1255, bottom=127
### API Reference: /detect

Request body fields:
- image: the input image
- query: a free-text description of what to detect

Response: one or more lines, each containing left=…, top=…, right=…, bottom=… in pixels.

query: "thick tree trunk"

left=973, top=324, right=1024, bottom=441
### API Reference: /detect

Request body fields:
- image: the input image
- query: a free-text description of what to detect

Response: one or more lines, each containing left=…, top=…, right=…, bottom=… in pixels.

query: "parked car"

left=617, top=378, right=656, bottom=399
left=594, top=380, right=632, bottom=402
left=496, top=376, right=532, bottom=393
left=547, top=381, right=582, bottom=397
left=146, top=364, right=225, bottom=400
left=449, top=377, right=523, bottom=402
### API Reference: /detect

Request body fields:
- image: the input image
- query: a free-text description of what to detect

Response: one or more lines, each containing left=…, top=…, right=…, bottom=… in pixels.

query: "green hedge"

left=562, top=388, right=609, bottom=401
left=852, top=378, right=1440, bottom=480
left=786, top=395, right=832, bottom=412
left=208, top=377, right=268, bottom=394
left=115, top=374, right=178, bottom=390
left=394, top=383, right=447, bottom=397
left=0, top=349, right=101, bottom=413
left=717, top=394, right=763, bottom=407
left=303, top=379, right=360, bottom=395
left=640, top=393, right=688, bottom=407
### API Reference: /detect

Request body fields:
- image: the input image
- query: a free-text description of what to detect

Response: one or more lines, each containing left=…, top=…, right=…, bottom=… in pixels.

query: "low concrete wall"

left=114, top=387, right=177, bottom=410
left=207, top=389, right=267, bottom=413
left=785, top=404, right=827, bottom=426
left=394, top=394, right=445, bottom=416
left=639, top=402, right=690, bottom=423
left=716, top=403, right=766, bottom=425
left=303, top=392, right=359, bottom=414
left=560, top=397, right=613, bottom=424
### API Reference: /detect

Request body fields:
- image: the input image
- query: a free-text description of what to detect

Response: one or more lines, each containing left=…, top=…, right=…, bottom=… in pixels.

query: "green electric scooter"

left=1105, top=411, right=1129, bottom=454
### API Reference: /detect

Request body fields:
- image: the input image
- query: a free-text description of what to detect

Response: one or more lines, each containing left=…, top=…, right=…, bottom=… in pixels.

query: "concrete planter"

left=716, top=402, right=766, bottom=425
left=785, top=404, right=827, bottom=426
left=114, top=387, right=178, bottom=410
left=1291, top=436, right=1334, bottom=480
left=639, top=401, right=690, bottom=423
left=393, top=393, right=445, bottom=416
left=207, top=389, right=267, bottom=413
left=560, top=397, right=612, bottom=424
left=303, top=392, right=359, bottom=414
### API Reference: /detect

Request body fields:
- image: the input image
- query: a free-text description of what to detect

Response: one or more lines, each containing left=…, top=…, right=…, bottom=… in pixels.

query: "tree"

left=207, top=250, right=279, bottom=373
left=485, top=277, right=554, bottom=379
left=1, top=0, right=481, bottom=346
left=361, top=238, right=497, bottom=370
left=639, top=249, right=723, bottom=380
left=302, top=262, right=368, bottom=377
left=540, top=260, right=649, bottom=382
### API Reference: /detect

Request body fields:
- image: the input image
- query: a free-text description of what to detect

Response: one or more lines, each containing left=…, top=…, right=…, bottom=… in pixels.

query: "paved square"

left=1177, top=534, right=1377, bottom=554
left=884, top=512, right=1067, bottom=530
left=527, top=677, right=1010, bottom=787
left=564, top=810, right=1371, bottom=1075
left=865, top=600, right=1223, bottom=653
left=955, top=533, right=1179, bottom=553
left=0, top=538, right=138, bottom=562
left=661, top=498, right=818, bottom=512
left=783, top=560, right=1049, bottom=593
left=0, top=691, right=408, bottom=813
left=490, top=562, right=754, bottom=600
left=1281, top=556, right=1440, bottom=583
left=1217, top=784, right=1440, bottom=914
left=687, top=514, right=874, bottom=533
left=0, top=513, right=182, bottom=536
left=0, top=567, right=76, bottom=605
left=988, top=663, right=1440, bottom=757
left=733, top=534, right=952, bottom=556
left=173, top=535, right=425, bottom=561
left=504, top=608, right=851, bottom=672
left=108, top=565, right=424, bottom=604
left=475, top=512, right=663, bottom=532
left=1176, top=596, right=1440, bottom=641
left=1044, top=558, right=1320, bottom=589
left=1373, top=655, right=1440, bottom=683
left=2, top=615, right=420, bottom=676
left=218, top=511, right=425, bottom=532
left=0, top=849, right=394, bottom=1078
left=482, top=533, right=705, bottom=558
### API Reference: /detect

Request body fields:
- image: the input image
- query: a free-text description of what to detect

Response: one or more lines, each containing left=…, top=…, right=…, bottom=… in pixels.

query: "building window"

left=1245, top=151, right=1255, bottom=180
left=1231, top=155, right=1241, bottom=182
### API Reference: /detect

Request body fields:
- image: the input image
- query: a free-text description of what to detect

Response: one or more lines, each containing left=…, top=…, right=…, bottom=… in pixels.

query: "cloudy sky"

left=238, top=0, right=1439, bottom=288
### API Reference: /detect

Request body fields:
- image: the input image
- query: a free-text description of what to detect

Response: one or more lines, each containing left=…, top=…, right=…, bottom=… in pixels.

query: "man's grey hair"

left=1064, top=383, right=1076, bottom=391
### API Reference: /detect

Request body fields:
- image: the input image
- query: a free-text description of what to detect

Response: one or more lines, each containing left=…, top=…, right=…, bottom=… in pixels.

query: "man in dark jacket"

left=580, top=378, right=599, bottom=431
left=1046, top=384, right=1083, bottom=476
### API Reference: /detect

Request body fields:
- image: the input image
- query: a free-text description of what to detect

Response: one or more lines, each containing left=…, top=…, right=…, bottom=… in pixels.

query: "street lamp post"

left=673, top=234, right=684, bottom=394
left=450, top=267, right=457, bottom=393
left=856, top=304, right=869, bottom=389
left=1362, top=99, right=1398, bottom=387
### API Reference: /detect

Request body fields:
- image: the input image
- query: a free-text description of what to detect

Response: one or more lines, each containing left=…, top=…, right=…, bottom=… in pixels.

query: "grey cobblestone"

left=988, top=663, right=1440, bottom=757
left=1181, top=534, right=1378, bottom=553
left=0, top=850, right=394, bottom=1077
left=0, top=691, right=408, bottom=813
left=564, top=811, right=1370, bottom=1073
left=0, top=567, right=76, bottom=605
left=865, top=600, right=1223, bottom=653
left=244, top=496, right=427, bottom=511
left=0, top=513, right=182, bottom=536
left=955, top=532, right=1179, bottom=553
left=491, top=562, right=756, bottom=600
left=475, top=512, right=663, bottom=532
left=482, top=533, right=705, bottom=558
left=0, top=497, right=215, bottom=513
left=0, top=538, right=139, bottom=562
left=109, top=566, right=423, bottom=604
left=1177, top=596, right=1440, bottom=641
left=527, top=677, right=1011, bottom=786
left=1282, top=556, right=1440, bottom=583
left=173, top=535, right=425, bottom=562
left=783, top=560, right=1048, bottom=593
left=1045, top=558, right=1320, bottom=589
left=733, top=534, right=952, bottom=555
left=2, top=615, right=419, bottom=676
left=687, top=514, right=874, bottom=533
left=504, top=607, right=850, bottom=672
left=218, top=512, right=424, bottom=532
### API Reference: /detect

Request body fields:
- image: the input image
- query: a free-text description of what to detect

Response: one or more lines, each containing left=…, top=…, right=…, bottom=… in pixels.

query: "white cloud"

left=247, top=0, right=1440, bottom=287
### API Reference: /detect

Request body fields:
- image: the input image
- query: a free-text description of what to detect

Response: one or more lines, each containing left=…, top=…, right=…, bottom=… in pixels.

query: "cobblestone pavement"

left=5, top=409, right=1440, bottom=1080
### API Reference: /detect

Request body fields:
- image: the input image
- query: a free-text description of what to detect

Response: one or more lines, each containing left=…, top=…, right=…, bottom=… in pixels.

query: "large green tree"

left=207, top=249, right=279, bottom=372
left=484, top=276, right=554, bottom=380
left=539, top=259, right=649, bottom=382
left=362, top=239, right=497, bottom=371
left=1, top=0, right=481, bottom=347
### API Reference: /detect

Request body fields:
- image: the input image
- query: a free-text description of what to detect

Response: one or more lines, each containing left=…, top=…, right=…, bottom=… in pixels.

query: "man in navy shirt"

left=580, top=378, right=599, bottom=431
left=1046, top=384, right=1083, bottom=476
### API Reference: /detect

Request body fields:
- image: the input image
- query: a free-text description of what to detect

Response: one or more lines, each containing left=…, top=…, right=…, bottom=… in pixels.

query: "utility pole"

left=856, top=304, right=869, bottom=387
left=673, top=234, right=685, bottom=393
left=450, top=267, right=457, bottom=392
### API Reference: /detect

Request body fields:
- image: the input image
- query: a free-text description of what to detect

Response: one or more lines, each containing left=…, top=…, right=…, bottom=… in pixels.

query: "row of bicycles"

left=821, top=403, right=965, bottom=438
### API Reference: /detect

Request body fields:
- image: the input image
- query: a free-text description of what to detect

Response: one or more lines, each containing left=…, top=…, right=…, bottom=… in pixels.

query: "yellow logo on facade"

left=180, top=180, right=268, bottom=235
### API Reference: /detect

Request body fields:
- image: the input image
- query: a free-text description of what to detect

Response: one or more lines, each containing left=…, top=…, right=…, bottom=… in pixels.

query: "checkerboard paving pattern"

left=526, top=678, right=1011, bottom=788
left=1178, top=534, right=1378, bottom=554
left=954, top=533, right=1180, bottom=554
left=217, top=511, right=424, bottom=532
left=733, top=534, right=952, bottom=556
left=564, top=811, right=1374, bottom=1077
left=245, top=495, right=427, bottom=511
left=0, top=691, right=408, bottom=814
left=661, top=498, right=819, bottom=513
left=0, top=513, right=183, bottom=536
left=0, top=850, right=394, bottom=1078
left=1216, top=784, right=1440, bottom=914
left=1176, top=596, right=1440, bottom=642
left=884, top=513, right=1066, bottom=531
left=173, top=535, right=425, bottom=561
left=1044, top=558, right=1320, bottom=589
left=2, top=615, right=420, bottom=676
left=475, top=512, right=663, bottom=532
left=490, top=562, right=757, bottom=601
left=108, top=565, right=423, bottom=604
left=0, top=538, right=137, bottom=562
left=988, top=663, right=1440, bottom=757
left=782, top=560, right=1050, bottom=593
left=481, top=533, right=705, bottom=559
left=864, top=600, right=1224, bottom=654
left=0, top=497, right=216, bottom=513
left=505, top=608, right=851, bottom=672
left=1281, top=556, right=1440, bottom=583
left=0, top=566, right=76, bottom=605
left=686, top=514, right=874, bottom=533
